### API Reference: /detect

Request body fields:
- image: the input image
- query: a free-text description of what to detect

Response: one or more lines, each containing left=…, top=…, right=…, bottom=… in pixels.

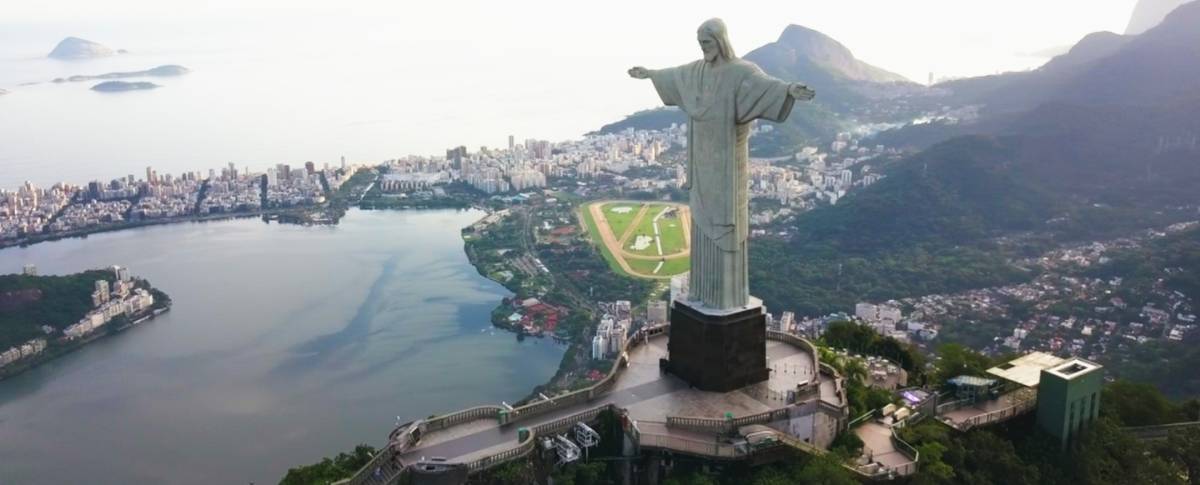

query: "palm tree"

left=843, top=358, right=869, bottom=386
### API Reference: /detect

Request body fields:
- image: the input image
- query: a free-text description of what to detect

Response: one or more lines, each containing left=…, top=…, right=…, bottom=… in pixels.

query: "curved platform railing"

left=341, top=327, right=842, bottom=484
left=425, top=405, right=503, bottom=431
left=465, top=433, right=537, bottom=473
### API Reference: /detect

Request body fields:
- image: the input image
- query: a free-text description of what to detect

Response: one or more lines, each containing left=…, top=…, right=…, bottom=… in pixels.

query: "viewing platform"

left=340, top=327, right=850, bottom=484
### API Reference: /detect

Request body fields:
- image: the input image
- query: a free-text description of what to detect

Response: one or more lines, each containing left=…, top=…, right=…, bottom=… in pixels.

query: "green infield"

left=658, top=215, right=687, bottom=255
left=626, top=256, right=690, bottom=276
left=625, top=205, right=688, bottom=258
left=601, top=203, right=641, bottom=242
left=579, top=204, right=631, bottom=278
left=582, top=200, right=691, bottom=279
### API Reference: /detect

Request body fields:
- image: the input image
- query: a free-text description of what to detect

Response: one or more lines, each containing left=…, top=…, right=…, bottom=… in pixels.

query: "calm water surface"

left=0, top=209, right=563, bottom=484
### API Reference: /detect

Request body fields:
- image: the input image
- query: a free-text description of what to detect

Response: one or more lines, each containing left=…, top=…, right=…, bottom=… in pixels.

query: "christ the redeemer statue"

left=629, top=18, right=814, bottom=312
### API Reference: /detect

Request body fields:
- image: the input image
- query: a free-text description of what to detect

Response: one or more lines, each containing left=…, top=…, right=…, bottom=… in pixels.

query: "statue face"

left=697, top=33, right=719, bottom=62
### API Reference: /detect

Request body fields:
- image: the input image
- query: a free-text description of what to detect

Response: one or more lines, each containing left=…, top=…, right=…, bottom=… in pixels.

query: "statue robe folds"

left=651, top=59, right=795, bottom=311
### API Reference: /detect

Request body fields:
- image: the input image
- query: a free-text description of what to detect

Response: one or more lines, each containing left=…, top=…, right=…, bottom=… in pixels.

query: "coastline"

left=460, top=204, right=604, bottom=406
left=0, top=303, right=171, bottom=383
left=0, top=167, right=488, bottom=251
left=1, top=212, right=264, bottom=250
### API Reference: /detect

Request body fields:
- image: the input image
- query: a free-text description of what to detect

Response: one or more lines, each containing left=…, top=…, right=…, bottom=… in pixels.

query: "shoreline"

left=2, top=199, right=495, bottom=252
left=0, top=304, right=171, bottom=383
left=0, top=212, right=264, bottom=250
left=460, top=208, right=592, bottom=405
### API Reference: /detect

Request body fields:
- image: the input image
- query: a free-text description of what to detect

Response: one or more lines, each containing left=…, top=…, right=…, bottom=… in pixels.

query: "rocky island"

left=53, top=64, right=190, bottom=83
left=47, top=37, right=117, bottom=60
left=0, top=265, right=170, bottom=381
left=91, top=81, right=160, bottom=92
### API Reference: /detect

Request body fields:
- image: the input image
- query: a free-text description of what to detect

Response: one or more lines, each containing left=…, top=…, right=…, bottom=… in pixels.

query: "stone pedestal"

left=664, top=299, right=769, bottom=392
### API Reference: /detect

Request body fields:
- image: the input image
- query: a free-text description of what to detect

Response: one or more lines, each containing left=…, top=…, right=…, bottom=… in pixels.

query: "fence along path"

left=342, top=327, right=842, bottom=483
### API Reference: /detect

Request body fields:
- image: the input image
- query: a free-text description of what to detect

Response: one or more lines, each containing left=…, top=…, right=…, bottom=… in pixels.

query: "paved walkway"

left=939, top=387, right=1035, bottom=430
left=399, top=337, right=832, bottom=465
left=854, top=422, right=911, bottom=469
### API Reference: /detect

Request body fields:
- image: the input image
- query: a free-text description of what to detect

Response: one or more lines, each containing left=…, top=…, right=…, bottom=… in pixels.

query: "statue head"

left=697, top=18, right=736, bottom=63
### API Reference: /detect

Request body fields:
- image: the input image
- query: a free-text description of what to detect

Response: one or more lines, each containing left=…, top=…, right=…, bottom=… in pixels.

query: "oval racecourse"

left=579, top=200, right=690, bottom=279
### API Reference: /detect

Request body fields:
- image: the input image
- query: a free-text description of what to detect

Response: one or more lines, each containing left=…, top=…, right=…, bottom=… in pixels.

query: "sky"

left=0, top=0, right=1148, bottom=179
left=3, top=0, right=1140, bottom=82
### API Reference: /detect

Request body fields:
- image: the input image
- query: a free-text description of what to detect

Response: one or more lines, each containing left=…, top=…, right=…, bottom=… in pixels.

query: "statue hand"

left=628, top=67, right=651, bottom=80
left=789, top=83, right=816, bottom=101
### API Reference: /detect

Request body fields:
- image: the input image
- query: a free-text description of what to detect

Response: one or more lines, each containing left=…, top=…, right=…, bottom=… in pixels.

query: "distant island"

left=47, top=37, right=117, bottom=60
left=91, top=81, right=160, bottom=92
left=0, top=265, right=170, bottom=381
left=54, top=65, right=190, bottom=84
left=0, top=88, right=7, bottom=97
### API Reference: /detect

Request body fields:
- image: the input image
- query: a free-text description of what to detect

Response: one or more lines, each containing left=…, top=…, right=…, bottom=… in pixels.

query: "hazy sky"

left=1, top=0, right=1149, bottom=177
left=5, top=0, right=1140, bottom=82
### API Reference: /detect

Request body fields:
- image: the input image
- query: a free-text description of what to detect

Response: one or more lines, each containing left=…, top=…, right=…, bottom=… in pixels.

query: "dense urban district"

left=0, top=122, right=892, bottom=245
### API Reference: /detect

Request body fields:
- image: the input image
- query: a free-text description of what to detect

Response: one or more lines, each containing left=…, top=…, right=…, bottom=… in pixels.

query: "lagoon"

left=0, top=209, right=562, bottom=484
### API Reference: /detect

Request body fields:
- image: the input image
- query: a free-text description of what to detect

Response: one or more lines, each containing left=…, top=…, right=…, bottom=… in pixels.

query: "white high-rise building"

left=607, top=322, right=627, bottom=355
left=592, top=334, right=609, bottom=360
left=615, top=301, right=632, bottom=319
left=780, top=311, right=795, bottom=333
left=92, top=280, right=111, bottom=307
left=877, top=305, right=902, bottom=327
left=855, top=302, right=878, bottom=321
left=670, top=272, right=690, bottom=303
left=647, top=301, right=668, bottom=324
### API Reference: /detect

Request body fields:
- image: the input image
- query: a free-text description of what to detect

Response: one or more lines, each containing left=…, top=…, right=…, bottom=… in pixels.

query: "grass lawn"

left=625, top=204, right=663, bottom=257
left=657, top=256, right=690, bottom=275
left=626, top=204, right=688, bottom=257
left=580, top=204, right=630, bottom=277
left=602, top=202, right=642, bottom=241
left=627, top=258, right=660, bottom=275
left=657, top=210, right=688, bottom=256
left=582, top=200, right=690, bottom=279
left=626, top=255, right=689, bottom=277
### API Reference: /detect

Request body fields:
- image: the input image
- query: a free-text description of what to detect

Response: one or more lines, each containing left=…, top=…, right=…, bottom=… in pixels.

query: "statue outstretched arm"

left=787, top=83, right=816, bottom=101
left=628, top=66, right=656, bottom=79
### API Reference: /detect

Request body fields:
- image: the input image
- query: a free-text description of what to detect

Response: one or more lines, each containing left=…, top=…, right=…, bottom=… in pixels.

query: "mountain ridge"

left=1126, top=0, right=1192, bottom=34
left=762, top=24, right=910, bottom=84
left=936, top=0, right=1200, bottom=115
left=755, top=5, right=1200, bottom=315
left=595, top=23, right=912, bottom=152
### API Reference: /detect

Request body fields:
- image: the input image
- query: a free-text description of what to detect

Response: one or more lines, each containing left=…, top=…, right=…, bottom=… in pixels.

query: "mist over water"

left=0, top=19, right=653, bottom=190
left=0, top=1, right=1137, bottom=191
left=0, top=209, right=563, bottom=484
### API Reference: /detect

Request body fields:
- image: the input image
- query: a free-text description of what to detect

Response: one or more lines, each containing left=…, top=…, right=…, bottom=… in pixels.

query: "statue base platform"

left=664, top=298, right=769, bottom=393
